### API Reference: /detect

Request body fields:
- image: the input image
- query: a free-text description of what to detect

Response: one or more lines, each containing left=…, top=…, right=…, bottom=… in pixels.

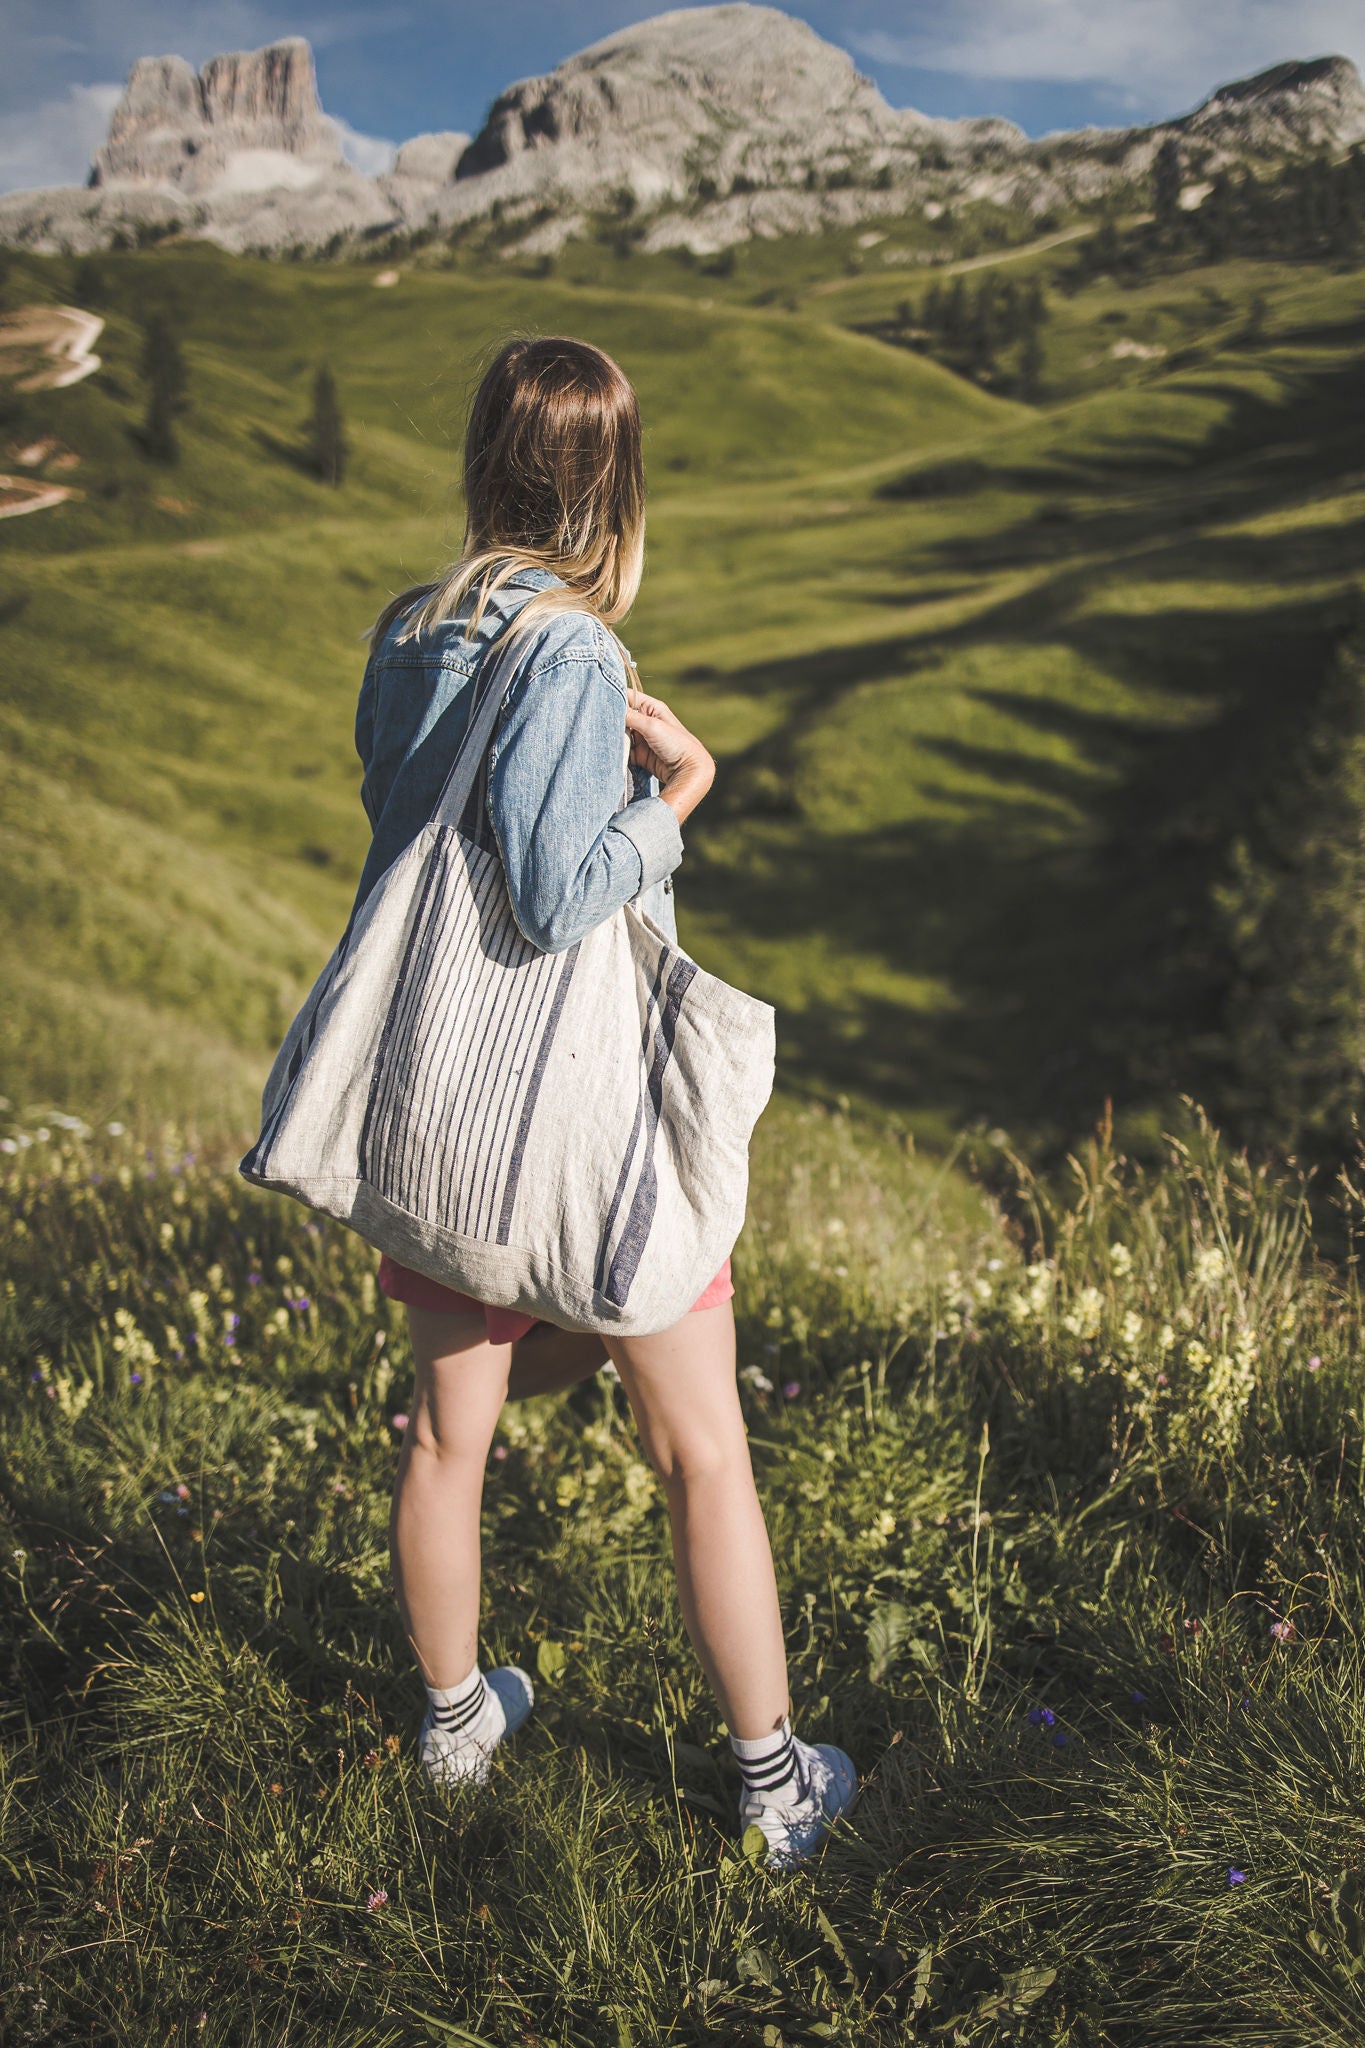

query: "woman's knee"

left=637, top=1417, right=752, bottom=1491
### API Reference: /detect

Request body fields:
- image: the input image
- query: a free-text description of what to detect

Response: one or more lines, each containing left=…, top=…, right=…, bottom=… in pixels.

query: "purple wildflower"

left=1308, top=1355, right=1322, bottom=1372
left=1228, top=1869, right=1246, bottom=1887
left=1130, top=1690, right=1146, bottom=1705
left=1269, top=1618, right=1295, bottom=1643
left=247, top=1273, right=262, bottom=1286
left=1052, top=1731, right=1067, bottom=1747
left=781, top=1380, right=801, bottom=1400
left=365, top=1889, right=388, bottom=1913
left=129, top=1372, right=143, bottom=1386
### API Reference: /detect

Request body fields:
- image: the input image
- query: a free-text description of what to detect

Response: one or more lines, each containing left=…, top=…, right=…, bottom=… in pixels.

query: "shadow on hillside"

left=688, top=380, right=1363, bottom=1145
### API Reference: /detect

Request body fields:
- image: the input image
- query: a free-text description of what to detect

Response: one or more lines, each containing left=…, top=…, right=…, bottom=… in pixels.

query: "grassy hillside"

left=2, top=237, right=1364, bottom=1159
left=6, top=1102, right=1365, bottom=2043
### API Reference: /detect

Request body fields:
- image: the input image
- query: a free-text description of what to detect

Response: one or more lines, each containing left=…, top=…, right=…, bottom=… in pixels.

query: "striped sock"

left=426, top=1664, right=490, bottom=1742
left=730, top=1717, right=802, bottom=1804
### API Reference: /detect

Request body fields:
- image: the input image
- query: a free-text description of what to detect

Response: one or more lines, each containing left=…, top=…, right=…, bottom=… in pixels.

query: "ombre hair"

left=371, top=335, right=646, bottom=653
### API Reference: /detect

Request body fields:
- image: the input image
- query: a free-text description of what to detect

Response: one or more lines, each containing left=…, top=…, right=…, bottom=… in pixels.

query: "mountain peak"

left=91, top=37, right=338, bottom=194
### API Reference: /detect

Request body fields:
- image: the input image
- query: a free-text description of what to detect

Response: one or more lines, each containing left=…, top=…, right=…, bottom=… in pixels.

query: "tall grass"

left=3, top=1103, right=1364, bottom=2042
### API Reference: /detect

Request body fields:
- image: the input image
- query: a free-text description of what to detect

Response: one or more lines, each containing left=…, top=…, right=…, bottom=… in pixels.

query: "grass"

left=5, top=214, right=1365, bottom=2042
left=4, top=1101, right=1365, bottom=2043
left=4, top=237, right=1365, bottom=1152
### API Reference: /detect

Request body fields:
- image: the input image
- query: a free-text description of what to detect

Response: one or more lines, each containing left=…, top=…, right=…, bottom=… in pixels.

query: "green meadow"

left=4, top=210, right=1365, bottom=2042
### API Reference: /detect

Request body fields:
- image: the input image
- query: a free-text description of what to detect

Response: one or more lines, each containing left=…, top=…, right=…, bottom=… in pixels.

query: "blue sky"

left=4, top=0, right=1364, bottom=193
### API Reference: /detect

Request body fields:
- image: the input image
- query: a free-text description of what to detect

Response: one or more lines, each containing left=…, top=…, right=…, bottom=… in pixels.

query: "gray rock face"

left=0, top=7, right=1362, bottom=260
left=92, top=37, right=342, bottom=194
left=1180, top=54, right=1365, bottom=151
left=390, top=132, right=470, bottom=185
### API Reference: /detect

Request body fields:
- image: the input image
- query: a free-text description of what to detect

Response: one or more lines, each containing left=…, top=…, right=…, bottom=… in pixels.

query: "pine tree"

left=1018, top=322, right=1045, bottom=402
left=139, top=313, right=187, bottom=464
left=1209, top=621, right=1365, bottom=1170
left=1152, top=136, right=1183, bottom=235
left=306, top=366, right=348, bottom=487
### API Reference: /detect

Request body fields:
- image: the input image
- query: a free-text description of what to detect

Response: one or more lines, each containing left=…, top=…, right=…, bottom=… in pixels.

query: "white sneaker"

left=418, top=1665, right=534, bottom=1788
left=739, top=1735, right=858, bottom=1870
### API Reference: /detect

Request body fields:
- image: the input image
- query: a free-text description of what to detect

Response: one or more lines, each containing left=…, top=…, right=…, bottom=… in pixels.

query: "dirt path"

left=0, top=476, right=75, bottom=519
left=0, top=304, right=104, bottom=391
left=809, top=217, right=1152, bottom=297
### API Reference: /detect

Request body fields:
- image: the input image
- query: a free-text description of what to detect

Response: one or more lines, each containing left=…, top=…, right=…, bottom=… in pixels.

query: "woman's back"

left=353, top=565, right=681, bottom=951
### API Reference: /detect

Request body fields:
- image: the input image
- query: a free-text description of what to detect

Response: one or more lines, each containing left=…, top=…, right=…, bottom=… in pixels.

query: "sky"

left=3, top=0, right=1364, bottom=195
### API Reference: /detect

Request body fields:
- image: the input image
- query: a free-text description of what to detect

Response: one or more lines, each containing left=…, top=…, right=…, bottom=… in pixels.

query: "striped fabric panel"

left=600, top=954, right=698, bottom=1308
left=359, top=833, right=574, bottom=1241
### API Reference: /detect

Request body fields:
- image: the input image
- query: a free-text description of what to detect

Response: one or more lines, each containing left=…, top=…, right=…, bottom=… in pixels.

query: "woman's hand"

left=624, top=687, right=715, bottom=825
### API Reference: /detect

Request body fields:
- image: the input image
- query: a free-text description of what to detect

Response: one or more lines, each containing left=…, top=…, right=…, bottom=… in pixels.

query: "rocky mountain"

left=0, top=6, right=1362, bottom=259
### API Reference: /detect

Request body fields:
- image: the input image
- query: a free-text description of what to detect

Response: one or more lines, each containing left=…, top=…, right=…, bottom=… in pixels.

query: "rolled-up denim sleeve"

left=486, top=635, right=683, bottom=954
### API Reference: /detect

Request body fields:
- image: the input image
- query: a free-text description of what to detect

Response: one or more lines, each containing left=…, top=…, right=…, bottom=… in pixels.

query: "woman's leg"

left=605, top=1300, right=790, bottom=1741
left=506, top=1324, right=608, bottom=1401
left=389, top=1305, right=511, bottom=1691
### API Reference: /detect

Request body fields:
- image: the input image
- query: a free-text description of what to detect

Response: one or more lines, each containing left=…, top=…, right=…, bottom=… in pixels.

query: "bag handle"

left=430, top=610, right=640, bottom=836
left=431, top=628, right=527, bottom=834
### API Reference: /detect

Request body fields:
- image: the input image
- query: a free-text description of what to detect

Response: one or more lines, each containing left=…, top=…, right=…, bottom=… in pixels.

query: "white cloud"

left=0, top=81, right=121, bottom=194
left=330, top=114, right=397, bottom=176
left=851, top=0, right=1365, bottom=112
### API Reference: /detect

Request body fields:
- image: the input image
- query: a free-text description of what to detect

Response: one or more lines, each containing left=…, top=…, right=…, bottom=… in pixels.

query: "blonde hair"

left=371, top=335, right=646, bottom=654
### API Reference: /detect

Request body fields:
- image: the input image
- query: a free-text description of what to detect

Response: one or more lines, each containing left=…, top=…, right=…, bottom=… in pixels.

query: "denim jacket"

left=351, top=566, right=683, bottom=950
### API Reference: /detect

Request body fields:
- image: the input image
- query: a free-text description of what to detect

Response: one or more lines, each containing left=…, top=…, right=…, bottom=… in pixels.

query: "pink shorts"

left=376, top=1253, right=734, bottom=1345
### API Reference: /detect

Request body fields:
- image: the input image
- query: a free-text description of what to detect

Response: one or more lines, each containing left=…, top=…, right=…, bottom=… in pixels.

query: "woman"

left=357, top=336, right=856, bottom=1868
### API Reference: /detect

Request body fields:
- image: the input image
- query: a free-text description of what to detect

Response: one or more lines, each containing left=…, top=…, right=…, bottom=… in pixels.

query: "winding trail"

left=0, top=304, right=105, bottom=390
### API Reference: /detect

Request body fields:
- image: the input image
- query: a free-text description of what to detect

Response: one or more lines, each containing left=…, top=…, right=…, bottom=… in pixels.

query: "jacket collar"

left=501, top=564, right=563, bottom=594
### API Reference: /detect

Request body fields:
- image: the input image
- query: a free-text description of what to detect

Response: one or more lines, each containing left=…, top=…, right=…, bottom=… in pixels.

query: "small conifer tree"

left=306, top=366, right=348, bottom=487
left=139, top=313, right=187, bottom=464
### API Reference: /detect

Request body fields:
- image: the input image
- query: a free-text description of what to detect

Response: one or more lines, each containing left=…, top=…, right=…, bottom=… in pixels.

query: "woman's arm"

left=486, top=624, right=695, bottom=954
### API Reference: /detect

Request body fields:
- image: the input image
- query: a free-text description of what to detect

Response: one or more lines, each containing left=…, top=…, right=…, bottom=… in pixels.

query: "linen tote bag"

left=240, top=625, right=776, bottom=1336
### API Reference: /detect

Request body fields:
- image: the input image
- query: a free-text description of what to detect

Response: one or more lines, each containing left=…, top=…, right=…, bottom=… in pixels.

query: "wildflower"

left=1239, top=1697, right=1252, bottom=1711
left=158, top=1491, right=177, bottom=1504
left=1228, top=1869, right=1246, bottom=1887
left=190, top=1591, right=205, bottom=1604
left=740, top=1366, right=774, bottom=1393
left=107, top=1121, right=125, bottom=1136
left=363, top=1749, right=382, bottom=1768
left=1192, top=1246, right=1226, bottom=1286
left=0, top=1139, right=16, bottom=1156
left=781, top=1380, right=801, bottom=1400
left=1052, top=1731, right=1067, bottom=1748
left=1130, top=1690, right=1145, bottom=1705
left=492, top=1445, right=508, bottom=1461
left=1308, top=1355, right=1322, bottom=1372
left=365, top=1889, right=388, bottom=1913
left=247, top=1273, right=262, bottom=1286
left=391, top=1413, right=409, bottom=1432
left=176, top=1482, right=190, bottom=1500
left=1027, top=1706, right=1056, bottom=1728
left=986, top=1257, right=1003, bottom=1272
left=129, top=1372, right=143, bottom=1386
left=1269, top=1618, right=1296, bottom=1643
left=195, top=2015, right=207, bottom=2030
left=1108, top=1242, right=1133, bottom=1278
left=1184, top=1617, right=1202, bottom=1637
